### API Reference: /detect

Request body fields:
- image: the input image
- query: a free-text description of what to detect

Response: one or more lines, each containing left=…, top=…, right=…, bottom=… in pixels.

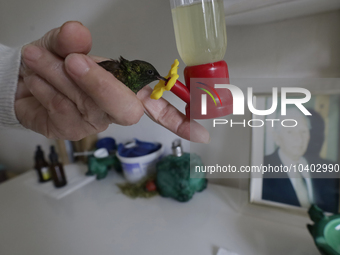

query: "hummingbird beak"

left=157, top=76, right=168, bottom=82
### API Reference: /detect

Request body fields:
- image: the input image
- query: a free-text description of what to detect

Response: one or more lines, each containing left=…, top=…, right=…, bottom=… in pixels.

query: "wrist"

left=0, top=44, right=24, bottom=128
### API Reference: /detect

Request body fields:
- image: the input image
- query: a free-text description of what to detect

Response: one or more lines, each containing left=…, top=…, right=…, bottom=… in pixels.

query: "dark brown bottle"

left=34, top=146, right=51, bottom=183
left=49, top=146, right=67, bottom=188
left=0, top=164, right=8, bottom=184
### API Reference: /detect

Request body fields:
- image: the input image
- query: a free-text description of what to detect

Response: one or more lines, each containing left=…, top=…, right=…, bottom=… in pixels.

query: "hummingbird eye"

left=147, top=70, right=154, bottom=76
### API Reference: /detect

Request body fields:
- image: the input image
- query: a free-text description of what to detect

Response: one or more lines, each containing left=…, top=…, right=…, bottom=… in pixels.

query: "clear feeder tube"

left=170, top=0, right=227, bottom=66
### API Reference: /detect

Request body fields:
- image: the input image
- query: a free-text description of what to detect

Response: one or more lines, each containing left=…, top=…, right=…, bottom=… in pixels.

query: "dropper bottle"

left=172, top=139, right=183, bottom=157
left=34, top=145, right=51, bottom=183
left=49, top=146, right=67, bottom=188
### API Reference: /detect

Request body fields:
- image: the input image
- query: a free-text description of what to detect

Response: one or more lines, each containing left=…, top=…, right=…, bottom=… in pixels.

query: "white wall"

left=192, top=10, right=340, bottom=188
left=0, top=0, right=339, bottom=190
left=227, top=11, right=340, bottom=78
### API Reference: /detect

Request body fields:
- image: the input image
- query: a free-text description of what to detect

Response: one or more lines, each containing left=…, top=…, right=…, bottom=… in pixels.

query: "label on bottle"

left=41, top=167, right=51, bottom=181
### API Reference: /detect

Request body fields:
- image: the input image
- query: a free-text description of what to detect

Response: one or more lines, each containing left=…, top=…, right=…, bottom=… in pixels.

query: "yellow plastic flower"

left=150, top=59, right=179, bottom=100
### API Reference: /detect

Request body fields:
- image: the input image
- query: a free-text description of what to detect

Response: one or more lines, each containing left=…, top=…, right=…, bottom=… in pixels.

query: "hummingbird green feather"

left=97, top=56, right=166, bottom=93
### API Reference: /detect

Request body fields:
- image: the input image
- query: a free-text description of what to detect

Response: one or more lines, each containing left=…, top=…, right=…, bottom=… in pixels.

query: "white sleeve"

left=0, top=44, right=23, bottom=128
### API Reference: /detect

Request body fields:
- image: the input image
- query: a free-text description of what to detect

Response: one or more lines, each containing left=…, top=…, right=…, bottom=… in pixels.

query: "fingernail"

left=203, top=135, right=211, bottom=144
left=190, top=120, right=211, bottom=144
left=60, top=21, right=83, bottom=33
left=23, top=45, right=42, bottom=62
left=201, top=132, right=211, bottom=144
left=66, top=54, right=90, bottom=76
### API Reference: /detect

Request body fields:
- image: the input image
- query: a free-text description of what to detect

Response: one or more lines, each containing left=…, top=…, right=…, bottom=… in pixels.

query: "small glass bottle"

left=49, top=146, right=67, bottom=188
left=34, top=146, right=51, bottom=183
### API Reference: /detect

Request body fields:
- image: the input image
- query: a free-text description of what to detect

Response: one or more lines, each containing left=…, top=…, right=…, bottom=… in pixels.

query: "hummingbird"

left=97, top=56, right=166, bottom=93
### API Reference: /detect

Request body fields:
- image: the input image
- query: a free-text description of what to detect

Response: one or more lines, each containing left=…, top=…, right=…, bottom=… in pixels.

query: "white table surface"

left=0, top=164, right=320, bottom=255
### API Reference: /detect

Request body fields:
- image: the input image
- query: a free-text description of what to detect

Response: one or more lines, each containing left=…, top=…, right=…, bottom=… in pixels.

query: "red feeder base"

left=184, top=61, right=233, bottom=119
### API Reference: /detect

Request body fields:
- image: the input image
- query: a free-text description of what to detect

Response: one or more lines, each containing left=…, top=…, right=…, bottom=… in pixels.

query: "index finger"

left=137, top=86, right=210, bottom=144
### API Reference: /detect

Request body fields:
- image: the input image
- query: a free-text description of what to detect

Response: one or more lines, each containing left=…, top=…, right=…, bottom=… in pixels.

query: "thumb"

left=19, top=21, right=93, bottom=78
left=24, top=21, right=92, bottom=58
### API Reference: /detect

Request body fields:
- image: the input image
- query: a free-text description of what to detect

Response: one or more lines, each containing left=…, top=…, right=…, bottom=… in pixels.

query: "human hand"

left=16, top=21, right=210, bottom=143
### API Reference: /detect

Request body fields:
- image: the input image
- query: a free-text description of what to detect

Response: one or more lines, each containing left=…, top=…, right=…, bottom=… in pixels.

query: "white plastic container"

left=116, top=144, right=164, bottom=183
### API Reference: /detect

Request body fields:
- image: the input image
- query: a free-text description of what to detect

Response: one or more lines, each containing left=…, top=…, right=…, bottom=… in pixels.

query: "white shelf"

left=0, top=164, right=318, bottom=255
left=224, top=0, right=340, bottom=25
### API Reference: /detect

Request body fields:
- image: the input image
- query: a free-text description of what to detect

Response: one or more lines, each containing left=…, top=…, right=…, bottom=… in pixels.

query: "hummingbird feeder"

left=151, top=0, right=233, bottom=119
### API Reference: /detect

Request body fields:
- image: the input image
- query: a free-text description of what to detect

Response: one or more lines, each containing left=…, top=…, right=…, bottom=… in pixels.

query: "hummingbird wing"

left=97, top=59, right=120, bottom=73
left=97, top=56, right=161, bottom=94
left=97, top=58, right=130, bottom=88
